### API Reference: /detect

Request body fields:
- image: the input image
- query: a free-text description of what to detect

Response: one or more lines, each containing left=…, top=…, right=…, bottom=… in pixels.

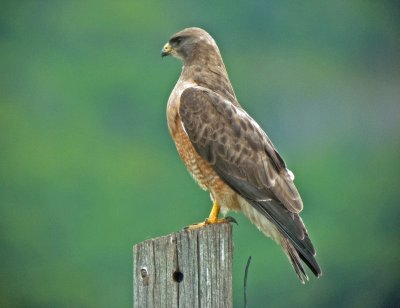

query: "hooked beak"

left=161, top=42, right=173, bottom=58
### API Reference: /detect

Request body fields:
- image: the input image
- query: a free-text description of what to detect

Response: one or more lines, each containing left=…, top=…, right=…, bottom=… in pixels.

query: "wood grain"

left=133, top=223, right=233, bottom=308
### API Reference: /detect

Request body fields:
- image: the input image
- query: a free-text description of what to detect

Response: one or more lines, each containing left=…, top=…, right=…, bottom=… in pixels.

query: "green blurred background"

left=1, top=1, right=399, bottom=307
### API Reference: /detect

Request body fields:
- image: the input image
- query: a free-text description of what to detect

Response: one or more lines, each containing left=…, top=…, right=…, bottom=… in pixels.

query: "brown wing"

left=180, top=87, right=322, bottom=278
left=179, top=87, right=303, bottom=213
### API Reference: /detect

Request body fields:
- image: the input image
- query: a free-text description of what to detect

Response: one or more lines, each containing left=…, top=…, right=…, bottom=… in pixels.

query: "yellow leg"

left=206, top=201, right=220, bottom=224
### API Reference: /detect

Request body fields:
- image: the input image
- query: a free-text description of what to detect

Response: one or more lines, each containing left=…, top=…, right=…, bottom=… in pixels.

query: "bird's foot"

left=184, top=201, right=237, bottom=230
left=185, top=216, right=237, bottom=230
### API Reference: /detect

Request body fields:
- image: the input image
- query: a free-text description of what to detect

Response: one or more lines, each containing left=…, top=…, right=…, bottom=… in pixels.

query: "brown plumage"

left=162, top=27, right=321, bottom=283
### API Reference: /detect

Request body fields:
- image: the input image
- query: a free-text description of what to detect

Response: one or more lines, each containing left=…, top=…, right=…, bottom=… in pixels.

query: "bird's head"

left=161, top=27, right=220, bottom=65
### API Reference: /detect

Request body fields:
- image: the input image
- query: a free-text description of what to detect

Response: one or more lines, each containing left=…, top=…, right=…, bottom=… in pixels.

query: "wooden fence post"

left=133, top=223, right=233, bottom=308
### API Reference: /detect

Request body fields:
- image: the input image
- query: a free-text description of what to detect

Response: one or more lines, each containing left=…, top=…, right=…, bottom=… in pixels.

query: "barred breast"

left=172, top=113, right=226, bottom=192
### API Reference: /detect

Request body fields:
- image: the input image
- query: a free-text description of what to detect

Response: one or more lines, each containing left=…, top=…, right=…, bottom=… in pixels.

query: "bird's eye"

left=170, top=36, right=185, bottom=46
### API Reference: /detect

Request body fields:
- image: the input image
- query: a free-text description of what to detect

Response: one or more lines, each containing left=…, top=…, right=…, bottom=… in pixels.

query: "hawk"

left=161, top=27, right=321, bottom=283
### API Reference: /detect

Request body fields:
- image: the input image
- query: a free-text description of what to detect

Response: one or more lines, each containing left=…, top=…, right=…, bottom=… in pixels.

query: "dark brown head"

left=161, top=27, right=222, bottom=66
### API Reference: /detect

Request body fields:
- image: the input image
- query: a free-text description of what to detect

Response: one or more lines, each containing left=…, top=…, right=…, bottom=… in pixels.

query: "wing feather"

left=180, top=87, right=303, bottom=212
left=179, top=86, right=321, bottom=278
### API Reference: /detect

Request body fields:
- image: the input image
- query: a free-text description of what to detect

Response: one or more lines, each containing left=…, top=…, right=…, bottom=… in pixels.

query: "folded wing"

left=179, top=87, right=321, bottom=279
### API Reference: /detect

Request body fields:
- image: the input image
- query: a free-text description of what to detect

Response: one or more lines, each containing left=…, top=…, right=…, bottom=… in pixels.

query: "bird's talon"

left=225, top=216, right=238, bottom=225
left=185, top=217, right=234, bottom=230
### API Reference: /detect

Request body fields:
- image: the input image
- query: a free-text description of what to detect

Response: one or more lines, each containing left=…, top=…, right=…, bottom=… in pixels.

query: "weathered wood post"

left=133, top=223, right=233, bottom=308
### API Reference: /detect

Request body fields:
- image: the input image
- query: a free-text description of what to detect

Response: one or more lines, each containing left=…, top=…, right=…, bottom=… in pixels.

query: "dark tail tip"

left=284, top=239, right=322, bottom=283
left=299, top=251, right=322, bottom=278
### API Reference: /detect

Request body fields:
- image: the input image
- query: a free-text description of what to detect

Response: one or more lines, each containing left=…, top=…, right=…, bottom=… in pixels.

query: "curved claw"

left=224, top=216, right=238, bottom=225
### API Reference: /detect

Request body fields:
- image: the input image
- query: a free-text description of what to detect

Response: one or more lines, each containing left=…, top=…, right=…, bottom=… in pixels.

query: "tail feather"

left=283, top=239, right=308, bottom=283
left=242, top=199, right=322, bottom=281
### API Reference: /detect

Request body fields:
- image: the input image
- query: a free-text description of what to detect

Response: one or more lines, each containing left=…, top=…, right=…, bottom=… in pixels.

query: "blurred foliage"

left=1, top=1, right=399, bottom=307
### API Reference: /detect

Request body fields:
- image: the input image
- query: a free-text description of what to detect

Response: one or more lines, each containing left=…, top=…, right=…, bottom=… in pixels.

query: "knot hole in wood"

left=172, top=270, right=184, bottom=283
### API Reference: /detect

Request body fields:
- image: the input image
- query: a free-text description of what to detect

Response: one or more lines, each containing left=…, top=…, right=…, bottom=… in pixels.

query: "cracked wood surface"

left=133, top=223, right=233, bottom=308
